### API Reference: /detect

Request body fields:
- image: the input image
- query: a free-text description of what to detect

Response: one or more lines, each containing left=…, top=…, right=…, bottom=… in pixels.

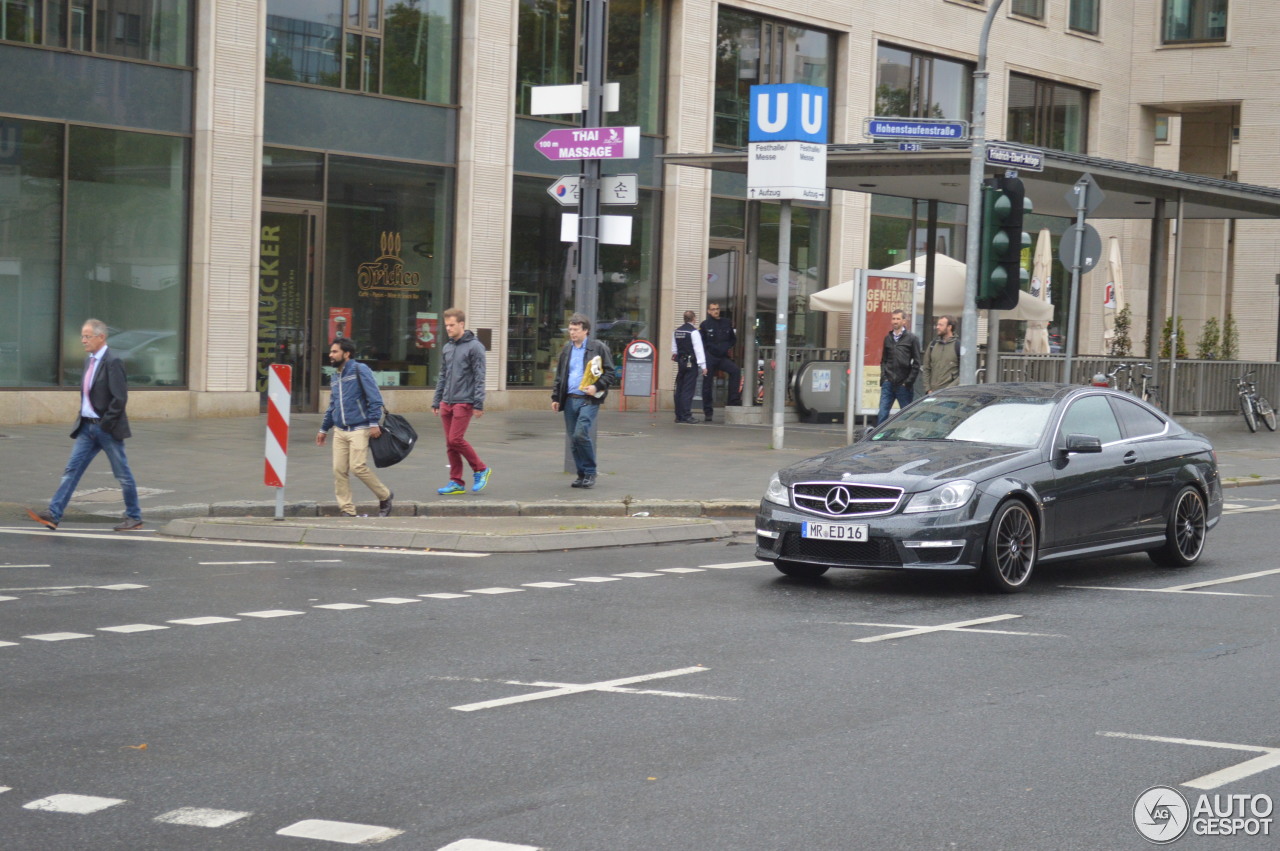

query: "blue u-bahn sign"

left=749, top=84, right=829, bottom=144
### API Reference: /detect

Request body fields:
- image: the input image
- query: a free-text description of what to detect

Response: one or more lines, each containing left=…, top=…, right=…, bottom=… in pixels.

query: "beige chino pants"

left=331, top=427, right=391, bottom=515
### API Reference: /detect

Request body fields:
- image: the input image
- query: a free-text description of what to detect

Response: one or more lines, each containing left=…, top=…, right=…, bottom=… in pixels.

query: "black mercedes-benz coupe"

left=755, top=383, right=1221, bottom=592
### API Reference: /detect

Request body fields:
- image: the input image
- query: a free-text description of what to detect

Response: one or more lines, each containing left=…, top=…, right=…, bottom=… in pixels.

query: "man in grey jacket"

left=431, top=307, right=491, bottom=494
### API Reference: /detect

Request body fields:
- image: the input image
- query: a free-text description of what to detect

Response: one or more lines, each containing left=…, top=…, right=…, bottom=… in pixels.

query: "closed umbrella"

left=1023, top=229, right=1054, bottom=353
left=1102, top=236, right=1125, bottom=351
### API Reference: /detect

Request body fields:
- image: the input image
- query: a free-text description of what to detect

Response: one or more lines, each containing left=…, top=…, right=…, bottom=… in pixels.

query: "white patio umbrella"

left=1102, top=236, right=1125, bottom=350
left=1023, top=229, right=1054, bottom=353
left=809, top=254, right=1052, bottom=321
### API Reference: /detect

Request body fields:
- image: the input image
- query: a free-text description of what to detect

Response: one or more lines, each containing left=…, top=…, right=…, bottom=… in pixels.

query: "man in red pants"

left=431, top=308, right=492, bottom=494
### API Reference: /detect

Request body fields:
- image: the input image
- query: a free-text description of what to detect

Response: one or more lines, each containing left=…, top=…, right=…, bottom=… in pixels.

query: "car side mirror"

left=1062, top=433, right=1103, bottom=454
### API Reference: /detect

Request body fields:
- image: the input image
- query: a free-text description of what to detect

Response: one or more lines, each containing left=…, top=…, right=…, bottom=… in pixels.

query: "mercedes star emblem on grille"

left=824, top=485, right=852, bottom=514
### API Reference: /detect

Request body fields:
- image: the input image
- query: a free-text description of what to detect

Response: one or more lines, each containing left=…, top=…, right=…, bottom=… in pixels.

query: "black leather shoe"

left=579, top=475, right=596, bottom=489
left=378, top=492, right=394, bottom=517
left=27, top=508, right=58, bottom=530
left=570, top=475, right=585, bottom=488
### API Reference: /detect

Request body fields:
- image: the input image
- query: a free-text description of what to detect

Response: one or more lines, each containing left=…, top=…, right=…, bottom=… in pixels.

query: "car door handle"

left=1124, top=450, right=1138, bottom=465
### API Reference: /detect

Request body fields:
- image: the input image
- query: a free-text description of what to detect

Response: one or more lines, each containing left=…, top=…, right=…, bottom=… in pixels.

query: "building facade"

left=2, top=0, right=1276, bottom=423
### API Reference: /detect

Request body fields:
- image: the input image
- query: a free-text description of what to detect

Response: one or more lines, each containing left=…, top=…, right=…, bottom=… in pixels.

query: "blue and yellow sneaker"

left=472, top=467, right=492, bottom=493
left=437, top=481, right=466, bottom=495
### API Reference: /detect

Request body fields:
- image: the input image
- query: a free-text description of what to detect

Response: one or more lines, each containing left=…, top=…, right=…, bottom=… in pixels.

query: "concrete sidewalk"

left=2, top=408, right=1276, bottom=551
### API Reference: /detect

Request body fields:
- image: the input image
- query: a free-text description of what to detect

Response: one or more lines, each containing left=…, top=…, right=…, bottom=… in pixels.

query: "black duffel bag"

left=369, top=409, right=418, bottom=468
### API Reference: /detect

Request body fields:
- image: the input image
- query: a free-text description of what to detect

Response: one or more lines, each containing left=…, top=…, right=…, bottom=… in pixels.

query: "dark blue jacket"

left=320, top=359, right=384, bottom=432
left=699, top=314, right=736, bottom=359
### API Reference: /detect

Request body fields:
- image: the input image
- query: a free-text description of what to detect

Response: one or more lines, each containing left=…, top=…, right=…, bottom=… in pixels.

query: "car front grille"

left=779, top=532, right=901, bottom=566
left=792, top=482, right=903, bottom=518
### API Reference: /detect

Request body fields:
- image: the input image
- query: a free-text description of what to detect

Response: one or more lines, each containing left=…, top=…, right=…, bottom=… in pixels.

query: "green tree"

left=1195, top=316, right=1221, bottom=359
left=1221, top=313, right=1239, bottom=360
left=1109, top=303, right=1133, bottom=357
left=1159, top=315, right=1189, bottom=359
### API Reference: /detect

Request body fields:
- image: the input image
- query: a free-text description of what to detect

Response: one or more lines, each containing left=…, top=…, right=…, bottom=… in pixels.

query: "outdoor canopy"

left=809, top=254, right=1053, bottom=322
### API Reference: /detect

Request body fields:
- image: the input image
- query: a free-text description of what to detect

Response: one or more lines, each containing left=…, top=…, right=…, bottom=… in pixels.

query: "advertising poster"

left=414, top=312, right=438, bottom=349
left=860, top=273, right=919, bottom=414
left=328, top=307, right=352, bottom=343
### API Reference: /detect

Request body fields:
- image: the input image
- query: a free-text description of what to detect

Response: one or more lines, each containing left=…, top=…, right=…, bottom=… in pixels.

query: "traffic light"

left=976, top=176, right=1032, bottom=310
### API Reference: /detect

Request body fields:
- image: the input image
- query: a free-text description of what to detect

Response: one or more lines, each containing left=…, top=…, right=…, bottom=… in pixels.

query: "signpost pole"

left=961, top=0, right=1005, bottom=386
left=772, top=200, right=792, bottom=449
left=1063, top=176, right=1090, bottom=383
left=577, top=0, right=607, bottom=334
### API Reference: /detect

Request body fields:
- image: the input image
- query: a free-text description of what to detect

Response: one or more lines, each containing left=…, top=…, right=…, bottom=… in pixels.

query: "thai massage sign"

left=358, top=232, right=421, bottom=300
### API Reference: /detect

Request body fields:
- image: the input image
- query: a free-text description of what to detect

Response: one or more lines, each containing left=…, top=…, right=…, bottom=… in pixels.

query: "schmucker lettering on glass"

left=358, top=232, right=421, bottom=300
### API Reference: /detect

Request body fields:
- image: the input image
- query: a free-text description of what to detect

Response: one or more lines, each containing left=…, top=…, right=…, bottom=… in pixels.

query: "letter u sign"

left=749, top=84, right=829, bottom=144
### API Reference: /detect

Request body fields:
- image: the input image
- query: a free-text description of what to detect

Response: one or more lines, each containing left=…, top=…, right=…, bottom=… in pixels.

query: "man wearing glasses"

left=27, top=319, right=144, bottom=531
left=699, top=301, right=743, bottom=422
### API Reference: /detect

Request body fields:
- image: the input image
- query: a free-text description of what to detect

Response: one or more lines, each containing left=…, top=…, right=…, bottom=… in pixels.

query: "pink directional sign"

left=535, top=126, right=639, bottom=161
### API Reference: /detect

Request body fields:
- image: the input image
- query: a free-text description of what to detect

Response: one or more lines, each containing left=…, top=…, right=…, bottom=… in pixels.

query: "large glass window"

left=508, top=174, right=658, bottom=387
left=1163, top=0, right=1227, bottom=43
left=875, top=44, right=973, bottom=122
left=266, top=0, right=456, bottom=103
left=756, top=202, right=827, bottom=350
left=1010, top=0, right=1045, bottom=20
left=323, top=155, right=454, bottom=389
left=62, top=126, right=188, bottom=386
left=714, top=8, right=834, bottom=148
left=0, top=117, right=62, bottom=387
left=1007, top=73, right=1089, bottom=153
left=1069, top=0, right=1100, bottom=35
left=515, top=0, right=664, bottom=132
left=1, top=0, right=192, bottom=64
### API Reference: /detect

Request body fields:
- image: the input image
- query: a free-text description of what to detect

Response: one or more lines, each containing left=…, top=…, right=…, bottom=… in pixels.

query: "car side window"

left=1059, top=395, right=1123, bottom=444
left=1110, top=396, right=1167, bottom=439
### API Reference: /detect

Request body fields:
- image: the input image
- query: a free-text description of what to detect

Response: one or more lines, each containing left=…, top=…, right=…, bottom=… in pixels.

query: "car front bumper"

left=754, top=501, right=989, bottom=572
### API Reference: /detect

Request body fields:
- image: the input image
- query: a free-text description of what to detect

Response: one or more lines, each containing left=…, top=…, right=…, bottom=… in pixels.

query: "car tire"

left=774, top=560, right=830, bottom=580
left=1148, top=485, right=1207, bottom=568
left=980, top=500, right=1037, bottom=593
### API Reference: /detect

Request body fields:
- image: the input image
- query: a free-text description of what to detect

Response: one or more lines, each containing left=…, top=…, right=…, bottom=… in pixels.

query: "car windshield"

left=870, top=395, right=1056, bottom=447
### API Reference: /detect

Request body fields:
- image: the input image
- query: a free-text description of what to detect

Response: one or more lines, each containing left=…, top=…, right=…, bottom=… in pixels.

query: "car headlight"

left=902, top=479, right=976, bottom=514
left=764, top=474, right=789, bottom=506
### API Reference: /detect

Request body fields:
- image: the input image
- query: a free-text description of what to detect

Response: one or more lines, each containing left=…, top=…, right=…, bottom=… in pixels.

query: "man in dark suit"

left=28, top=319, right=143, bottom=531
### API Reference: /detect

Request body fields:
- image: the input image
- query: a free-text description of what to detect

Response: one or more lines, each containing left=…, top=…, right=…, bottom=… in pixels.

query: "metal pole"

left=771, top=200, right=792, bottom=449
left=743, top=200, right=760, bottom=408
left=1062, top=176, right=1089, bottom=383
left=961, top=0, right=1005, bottom=386
left=576, top=0, right=607, bottom=334
left=1168, top=192, right=1185, bottom=407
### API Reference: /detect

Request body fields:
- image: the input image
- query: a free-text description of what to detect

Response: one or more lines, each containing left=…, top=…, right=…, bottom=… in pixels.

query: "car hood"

left=778, top=440, right=1038, bottom=492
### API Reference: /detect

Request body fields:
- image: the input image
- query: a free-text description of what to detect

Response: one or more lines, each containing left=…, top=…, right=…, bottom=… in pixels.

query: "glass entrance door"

left=258, top=204, right=322, bottom=412
left=707, top=242, right=744, bottom=338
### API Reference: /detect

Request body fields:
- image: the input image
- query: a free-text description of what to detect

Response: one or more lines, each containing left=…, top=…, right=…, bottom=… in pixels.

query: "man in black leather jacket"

left=698, top=302, right=742, bottom=422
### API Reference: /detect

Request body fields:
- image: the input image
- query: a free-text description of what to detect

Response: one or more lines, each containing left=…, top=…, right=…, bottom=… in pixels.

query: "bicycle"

left=1103, top=362, right=1163, bottom=409
left=1232, top=370, right=1277, bottom=433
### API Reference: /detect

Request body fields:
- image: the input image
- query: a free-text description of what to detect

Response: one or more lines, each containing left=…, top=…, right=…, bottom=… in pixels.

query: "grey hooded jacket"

left=432, top=329, right=487, bottom=410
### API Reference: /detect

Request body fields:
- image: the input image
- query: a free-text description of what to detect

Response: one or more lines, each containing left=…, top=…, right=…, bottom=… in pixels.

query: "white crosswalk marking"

left=23, top=632, right=93, bottom=642
left=0, top=596, right=17, bottom=602
left=439, top=840, right=543, bottom=851
left=314, top=603, right=368, bottom=610
left=276, top=818, right=403, bottom=844
left=614, top=572, right=662, bottom=578
left=420, top=593, right=469, bottom=599
left=368, top=597, right=420, bottom=604
left=153, top=806, right=252, bottom=827
left=23, top=794, right=125, bottom=814
left=522, top=582, right=573, bottom=588
left=167, top=616, right=239, bottom=626
left=238, top=610, right=305, bottom=618
left=570, top=576, right=621, bottom=583
left=465, top=587, right=522, bottom=594
left=658, top=567, right=704, bottom=573
left=0, top=641, right=16, bottom=647
left=99, top=624, right=169, bottom=634
left=98, top=584, right=148, bottom=590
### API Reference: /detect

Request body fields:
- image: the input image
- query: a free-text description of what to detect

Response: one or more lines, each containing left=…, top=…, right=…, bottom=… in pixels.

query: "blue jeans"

left=48, top=423, right=141, bottom=523
left=562, top=395, right=600, bottom=476
left=877, top=381, right=914, bottom=425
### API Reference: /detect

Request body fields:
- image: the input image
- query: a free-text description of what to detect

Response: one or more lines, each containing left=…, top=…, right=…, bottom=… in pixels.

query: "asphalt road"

left=3, top=489, right=1280, bottom=850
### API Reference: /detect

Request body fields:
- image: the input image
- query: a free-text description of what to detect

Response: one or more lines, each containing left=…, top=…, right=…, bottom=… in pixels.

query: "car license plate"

left=801, top=522, right=869, bottom=541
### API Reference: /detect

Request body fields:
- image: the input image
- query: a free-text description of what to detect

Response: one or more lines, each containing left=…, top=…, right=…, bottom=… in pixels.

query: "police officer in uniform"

left=699, top=301, right=743, bottom=422
left=671, top=310, right=706, bottom=424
